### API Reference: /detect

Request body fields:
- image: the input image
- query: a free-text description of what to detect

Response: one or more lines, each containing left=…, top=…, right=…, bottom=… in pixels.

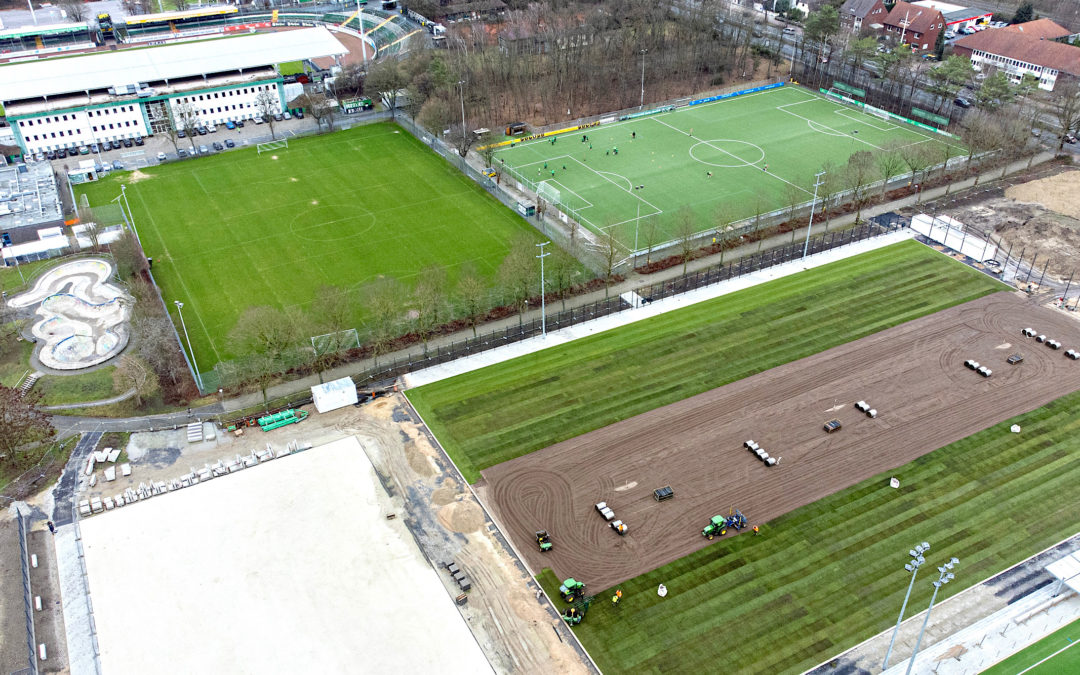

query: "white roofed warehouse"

left=0, top=28, right=347, bottom=156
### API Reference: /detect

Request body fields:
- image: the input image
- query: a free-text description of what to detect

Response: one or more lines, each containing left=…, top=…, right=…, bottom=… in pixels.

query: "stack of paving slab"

left=80, top=440, right=303, bottom=518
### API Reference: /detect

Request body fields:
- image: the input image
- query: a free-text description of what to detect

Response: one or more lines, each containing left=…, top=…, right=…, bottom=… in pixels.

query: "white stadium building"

left=0, top=27, right=347, bottom=156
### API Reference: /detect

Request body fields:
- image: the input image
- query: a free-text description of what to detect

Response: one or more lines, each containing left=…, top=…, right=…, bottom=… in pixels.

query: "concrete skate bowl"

left=8, top=258, right=132, bottom=370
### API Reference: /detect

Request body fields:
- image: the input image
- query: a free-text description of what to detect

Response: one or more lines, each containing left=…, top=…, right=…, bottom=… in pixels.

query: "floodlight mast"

left=882, top=542, right=930, bottom=671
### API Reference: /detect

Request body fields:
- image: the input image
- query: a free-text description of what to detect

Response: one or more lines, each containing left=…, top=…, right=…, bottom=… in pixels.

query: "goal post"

left=311, top=329, right=360, bottom=356
left=537, top=181, right=561, bottom=206
left=257, top=139, right=289, bottom=155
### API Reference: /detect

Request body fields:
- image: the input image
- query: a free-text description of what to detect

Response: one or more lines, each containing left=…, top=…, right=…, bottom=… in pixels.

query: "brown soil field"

left=478, top=293, right=1080, bottom=589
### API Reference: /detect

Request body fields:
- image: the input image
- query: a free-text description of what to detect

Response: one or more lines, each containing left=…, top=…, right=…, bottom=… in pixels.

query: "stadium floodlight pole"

left=801, top=171, right=826, bottom=262
left=27, top=0, right=36, bottom=26
left=882, top=542, right=930, bottom=671
left=119, top=185, right=141, bottom=248
left=458, top=79, right=467, bottom=144
left=905, top=558, right=958, bottom=675
left=357, top=0, right=367, bottom=63
left=174, top=301, right=204, bottom=392
left=639, top=49, right=648, bottom=110
left=536, top=241, right=551, bottom=337
left=633, top=184, right=646, bottom=266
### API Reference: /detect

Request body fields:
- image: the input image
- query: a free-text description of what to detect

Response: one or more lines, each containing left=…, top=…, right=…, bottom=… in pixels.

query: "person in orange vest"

left=753, top=525, right=760, bottom=536
left=612, top=589, right=623, bottom=605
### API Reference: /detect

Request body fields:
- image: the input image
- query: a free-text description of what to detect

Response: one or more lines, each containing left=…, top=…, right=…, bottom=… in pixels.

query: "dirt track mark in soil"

left=481, top=293, right=1080, bottom=589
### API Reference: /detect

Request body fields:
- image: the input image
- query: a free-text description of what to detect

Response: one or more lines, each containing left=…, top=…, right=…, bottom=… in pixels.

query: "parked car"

left=944, top=30, right=956, bottom=39
left=283, top=111, right=292, bottom=120
left=212, top=142, right=224, bottom=151
left=46, top=150, right=56, bottom=160
left=78, top=145, right=90, bottom=155
left=954, top=97, right=971, bottom=108
left=56, top=148, right=67, bottom=158
left=112, top=160, right=124, bottom=170
left=178, top=148, right=188, bottom=157
left=253, top=116, right=264, bottom=124
left=236, top=119, right=245, bottom=128
left=34, top=152, right=45, bottom=162
left=224, top=139, right=236, bottom=148
left=157, top=151, right=168, bottom=161
left=208, top=124, right=217, bottom=133
left=134, top=136, right=145, bottom=146
left=178, top=129, right=187, bottom=138
left=122, top=138, right=134, bottom=148
left=196, top=126, right=208, bottom=135
left=272, top=113, right=283, bottom=122
left=1063, top=133, right=1077, bottom=144
left=199, top=144, right=209, bottom=154
left=226, top=120, right=236, bottom=130
left=294, top=109, right=304, bottom=119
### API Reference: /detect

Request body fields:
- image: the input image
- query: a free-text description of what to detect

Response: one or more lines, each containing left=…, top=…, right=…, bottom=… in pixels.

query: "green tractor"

left=562, top=601, right=590, bottom=626
left=559, top=578, right=585, bottom=602
left=702, top=515, right=728, bottom=540
left=536, top=530, right=553, bottom=552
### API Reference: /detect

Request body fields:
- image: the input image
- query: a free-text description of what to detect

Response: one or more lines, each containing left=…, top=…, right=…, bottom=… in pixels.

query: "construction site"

left=479, top=293, right=1080, bottom=589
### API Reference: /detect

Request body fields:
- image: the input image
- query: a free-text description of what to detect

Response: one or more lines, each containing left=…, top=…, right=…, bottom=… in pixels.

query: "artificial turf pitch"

left=982, top=617, right=1080, bottom=674
left=495, top=85, right=963, bottom=250
left=408, top=240, right=1004, bottom=483
left=77, top=122, right=546, bottom=366
left=535, top=391, right=1080, bottom=674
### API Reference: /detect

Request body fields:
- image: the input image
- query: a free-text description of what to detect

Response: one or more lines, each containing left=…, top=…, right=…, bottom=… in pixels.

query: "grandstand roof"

left=0, top=27, right=347, bottom=103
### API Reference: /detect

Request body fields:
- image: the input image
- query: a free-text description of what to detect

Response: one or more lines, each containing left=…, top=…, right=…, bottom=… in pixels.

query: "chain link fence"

left=17, top=512, right=38, bottom=675
left=347, top=218, right=903, bottom=386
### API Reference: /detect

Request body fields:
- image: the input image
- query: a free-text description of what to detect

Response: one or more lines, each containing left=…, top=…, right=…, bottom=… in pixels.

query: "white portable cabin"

left=310, top=376, right=359, bottom=413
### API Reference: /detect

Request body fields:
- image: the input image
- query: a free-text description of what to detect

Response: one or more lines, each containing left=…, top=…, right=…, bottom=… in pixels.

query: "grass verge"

left=410, top=240, right=1005, bottom=483
left=540, top=390, right=1080, bottom=673
left=35, top=368, right=117, bottom=406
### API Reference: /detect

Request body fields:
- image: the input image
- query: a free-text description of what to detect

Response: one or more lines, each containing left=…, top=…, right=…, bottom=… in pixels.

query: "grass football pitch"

left=77, top=122, right=547, bottom=366
left=495, top=85, right=963, bottom=251
left=982, top=617, right=1080, bottom=675
left=408, top=240, right=1004, bottom=483
left=535, top=390, right=1080, bottom=673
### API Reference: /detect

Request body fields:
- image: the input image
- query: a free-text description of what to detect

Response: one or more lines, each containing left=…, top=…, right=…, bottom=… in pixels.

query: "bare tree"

left=877, top=143, right=905, bottom=199
left=845, top=151, right=876, bottom=224
left=227, top=306, right=302, bottom=362
left=255, top=90, right=280, bottom=140
left=898, top=143, right=934, bottom=198
left=59, top=0, right=87, bottom=22
left=1049, top=79, right=1080, bottom=151
left=77, top=202, right=101, bottom=253
left=413, top=265, right=446, bottom=354
left=497, top=235, right=537, bottom=324
left=713, top=203, right=736, bottom=265
left=366, top=59, right=409, bottom=119
left=112, top=355, right=160, bottom=407
left=134, top=315, right=187, bottom=385
left=547, top=251, right=578, bottom=310
left=175, top=101, right=200, bottom=144
left=362, top=277, right=406, bottom=365
left=0, top=386, right=54, bottom=472
left=108, top=230, right=145, bottom=281
left=294, top=93, right=335, bottom=132
left=454, top=264, right=487, bottom=337
left=675, top=206, right=697, bottom=275
left=601, top=231, right=621, bottom=297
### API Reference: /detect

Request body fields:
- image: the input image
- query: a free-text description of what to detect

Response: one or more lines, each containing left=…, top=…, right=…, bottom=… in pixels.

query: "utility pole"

left=174, top=300, right=203, bottom=392
left=458, top=79, right=467, bottom=166
left=120, top=184, right=140, bottom=248
left=802, top=171, right=826, bottom=262
left=639, top=48, right=648, bottom=109
left=633, top=184, right=646, bottom=267
left=536, top=241, right=551, bottom=337
left=882, top=542, right=930, bottom=671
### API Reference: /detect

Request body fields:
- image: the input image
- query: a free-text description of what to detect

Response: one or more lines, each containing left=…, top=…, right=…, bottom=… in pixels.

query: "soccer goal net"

left=257, top=139, right=289, bottom=155
left=537, top=181, right=561, bottom=206
left=864, top=104, right=890, bottom=121
left=311, top=329, right=360, bottom=356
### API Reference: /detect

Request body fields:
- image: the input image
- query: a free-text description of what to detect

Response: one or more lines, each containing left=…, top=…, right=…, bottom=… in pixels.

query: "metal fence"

left=347, top=218, right=903, bottom=386
left=17, top=513, right=38, bottom=675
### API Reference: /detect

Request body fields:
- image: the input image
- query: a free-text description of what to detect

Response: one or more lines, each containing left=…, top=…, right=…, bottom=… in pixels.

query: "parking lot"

left=43, top=113, right=322, bottom=174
